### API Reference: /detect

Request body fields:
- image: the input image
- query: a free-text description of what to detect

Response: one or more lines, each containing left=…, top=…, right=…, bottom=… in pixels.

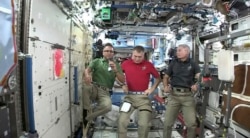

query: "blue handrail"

left=25, top=56, right=36, bottom=133
left=74, top=66, right=79, bottom=103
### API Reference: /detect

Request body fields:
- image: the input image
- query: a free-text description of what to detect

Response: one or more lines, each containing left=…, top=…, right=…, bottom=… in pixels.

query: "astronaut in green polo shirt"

left=82, top=43, right=125, bottom=127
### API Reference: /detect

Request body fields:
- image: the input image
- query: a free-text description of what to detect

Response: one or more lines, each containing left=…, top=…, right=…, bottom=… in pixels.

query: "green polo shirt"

left=88, top=58, right=122, bottom=89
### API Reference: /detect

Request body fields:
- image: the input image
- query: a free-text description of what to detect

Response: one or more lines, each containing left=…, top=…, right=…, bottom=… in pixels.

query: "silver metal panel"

left=56, top=85, right=70, bottom=115
left=33, top=83, right=71, bottom=136
left=34, top=92, right=51, bottom=136
left=39, top=110, right=71, bottom=138
left=204, top=29, right=250, bottom=44
left=233, top=51, right=250, bottom=65
left=28, top=4, right=70, bottom=48
left=28, top=0, right=87, bottom=137
left=50, top=89, right=60, bottom=123
left=229, top=15, right=250, bottom=33
left=27, top=0, right=94, bottom=136
left=30, top=42, right=54, bottom=86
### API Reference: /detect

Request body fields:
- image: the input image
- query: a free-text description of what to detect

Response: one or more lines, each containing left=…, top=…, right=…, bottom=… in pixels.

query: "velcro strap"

left=172, top=93, right=192, bottom=96
left=128, top=91, right=144, bottom=95
left=173, top=87, right=191, bottom=92
left=139, top=109, right=152, bottom=112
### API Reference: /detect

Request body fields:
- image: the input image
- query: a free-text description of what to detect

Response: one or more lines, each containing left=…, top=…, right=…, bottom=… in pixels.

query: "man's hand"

left=164, top=85, right=172, bottom=93
left=191, top=84, right=198, bottom=92
left=144, top=88, right=154, bottom=95
left=109, top=60, right=117, bottom=72
left=84, top=75, right=92, bottom=85
left=122, top=85, right=128, bottom=93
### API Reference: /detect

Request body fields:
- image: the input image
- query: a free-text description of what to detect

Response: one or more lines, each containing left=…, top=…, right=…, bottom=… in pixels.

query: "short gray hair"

left=178, top=44, right=190, bottom=52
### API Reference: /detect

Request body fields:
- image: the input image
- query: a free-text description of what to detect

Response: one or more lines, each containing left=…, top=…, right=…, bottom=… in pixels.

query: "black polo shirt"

left=165, top=58, right=200, bottom=88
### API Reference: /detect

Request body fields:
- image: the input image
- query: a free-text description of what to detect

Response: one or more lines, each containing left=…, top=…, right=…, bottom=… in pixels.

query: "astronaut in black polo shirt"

left=162, top=44, right=201, bottom=138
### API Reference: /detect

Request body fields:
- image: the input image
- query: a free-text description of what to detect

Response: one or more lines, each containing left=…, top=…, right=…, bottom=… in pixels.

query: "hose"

left=230, top=104, right=250, bottom=138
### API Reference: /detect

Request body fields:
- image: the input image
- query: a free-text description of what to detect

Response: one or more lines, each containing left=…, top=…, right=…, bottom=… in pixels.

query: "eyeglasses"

left=103, top=50, right=114, bottom=53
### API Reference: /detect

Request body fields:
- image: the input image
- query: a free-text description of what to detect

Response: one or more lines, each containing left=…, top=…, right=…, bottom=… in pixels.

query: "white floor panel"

left=92, top=129, right=183, bottom=138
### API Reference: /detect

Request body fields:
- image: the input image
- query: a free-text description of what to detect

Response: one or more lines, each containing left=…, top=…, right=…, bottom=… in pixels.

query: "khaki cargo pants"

left=163, top=90, right=196, bottom=138
left=118, top=94, right=152, bottom=138
left=82, top=83, right=112, bottom=121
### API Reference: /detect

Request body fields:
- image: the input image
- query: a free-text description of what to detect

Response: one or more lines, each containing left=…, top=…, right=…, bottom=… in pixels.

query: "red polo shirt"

left=122, top=59, right=160, bottom=91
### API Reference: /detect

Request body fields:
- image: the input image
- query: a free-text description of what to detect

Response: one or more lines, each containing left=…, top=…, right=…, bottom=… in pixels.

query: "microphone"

left=108, top=58, right=114, bottom=71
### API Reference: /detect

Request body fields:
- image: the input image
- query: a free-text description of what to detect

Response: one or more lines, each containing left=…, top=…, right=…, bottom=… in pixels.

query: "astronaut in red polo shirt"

left=117, top=45, right=161, bottom=138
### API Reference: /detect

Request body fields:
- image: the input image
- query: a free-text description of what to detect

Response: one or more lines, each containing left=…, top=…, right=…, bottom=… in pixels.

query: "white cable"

left=196, top=33, right=205, bottom=49
left=217, top=81, right=222, bottom=93
left=0, top=7, right=11, bottom=14
left=229, top=9, right=238, bottom=19
left=229, top=0, right=237, bottom=8
left=240, top=65, right=248, bottom=95
left=230, top=104, right=250, bottom=138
